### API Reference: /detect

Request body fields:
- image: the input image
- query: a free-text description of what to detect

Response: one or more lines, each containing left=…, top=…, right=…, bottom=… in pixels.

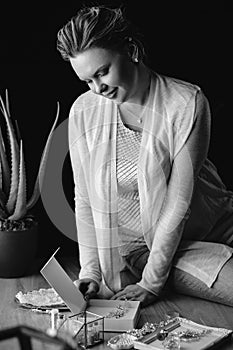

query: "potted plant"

left=0, top=90, right=59, bottom=277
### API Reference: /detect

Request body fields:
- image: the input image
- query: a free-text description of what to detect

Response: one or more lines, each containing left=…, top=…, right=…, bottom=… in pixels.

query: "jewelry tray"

left=15, top=296, right=69, bottom=311
left=133, top=317, right=232, bottom=350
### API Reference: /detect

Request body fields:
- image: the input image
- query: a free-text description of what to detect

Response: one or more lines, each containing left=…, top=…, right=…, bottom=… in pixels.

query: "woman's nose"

left=93, top=81, right=107, bottom=94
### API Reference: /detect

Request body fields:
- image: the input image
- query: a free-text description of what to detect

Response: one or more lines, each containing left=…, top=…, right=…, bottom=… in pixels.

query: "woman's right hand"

left=74, top=278, right=99, bottom=300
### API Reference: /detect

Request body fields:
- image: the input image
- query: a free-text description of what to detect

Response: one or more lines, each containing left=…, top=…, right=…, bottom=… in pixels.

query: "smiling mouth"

left=105, top=88, right=117, bottom=98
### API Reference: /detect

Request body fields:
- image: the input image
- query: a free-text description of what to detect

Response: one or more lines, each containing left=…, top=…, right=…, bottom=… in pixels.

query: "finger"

left=111, top=290, right=127, bottom=300
left=125, top=292, right=139, bottom=300
left=80, top=299, right=89, bottom=311
left=73, top=280, right=79, bottom=288
left=125, top=296, right=137, bottom=301
left=111, top=295, right=127, bottom=300
left=114, top=296, right=128, bottom=300
left=113, top=292, right=136, bottom=301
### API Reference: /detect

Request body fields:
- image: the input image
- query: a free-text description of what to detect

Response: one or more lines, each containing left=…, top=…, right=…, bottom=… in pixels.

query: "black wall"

left=0, top=2, right=232, bottom=258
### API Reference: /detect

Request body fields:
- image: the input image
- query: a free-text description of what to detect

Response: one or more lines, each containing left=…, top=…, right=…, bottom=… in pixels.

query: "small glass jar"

left=57, top=311, right=104, bottom=348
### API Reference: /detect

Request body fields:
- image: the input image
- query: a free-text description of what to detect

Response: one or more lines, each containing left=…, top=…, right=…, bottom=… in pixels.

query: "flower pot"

left=0, top=222, right=38, bottom=278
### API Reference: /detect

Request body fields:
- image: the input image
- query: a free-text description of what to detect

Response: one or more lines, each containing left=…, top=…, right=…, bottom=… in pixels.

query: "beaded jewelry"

left=126, top=322, right=157, bottom=339
left=178, top=328, right=212, bottom=342
left=107, top=333, right=136, bottom=350
left=105, top=303, right=128, bottom=319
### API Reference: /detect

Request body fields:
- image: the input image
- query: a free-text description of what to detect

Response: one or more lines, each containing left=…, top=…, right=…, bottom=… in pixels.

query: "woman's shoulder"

left=154, top=72, right=202, bottom=102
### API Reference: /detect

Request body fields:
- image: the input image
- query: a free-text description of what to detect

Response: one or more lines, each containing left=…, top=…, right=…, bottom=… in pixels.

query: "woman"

left=57, top=5, right=233, bottom=307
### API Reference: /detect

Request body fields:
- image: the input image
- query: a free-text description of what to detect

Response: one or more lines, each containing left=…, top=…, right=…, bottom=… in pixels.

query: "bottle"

left=87, top=323, right=95, bottom=346
left=93, top=321, right=100, bottom=342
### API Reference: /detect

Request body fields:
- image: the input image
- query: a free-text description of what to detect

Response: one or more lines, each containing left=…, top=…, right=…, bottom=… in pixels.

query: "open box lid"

left=40, top=248, right=87, bottom=314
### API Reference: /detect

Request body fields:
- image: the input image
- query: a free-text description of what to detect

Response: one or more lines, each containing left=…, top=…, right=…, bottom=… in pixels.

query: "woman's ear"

left=126, top=37, right=139, bottom=63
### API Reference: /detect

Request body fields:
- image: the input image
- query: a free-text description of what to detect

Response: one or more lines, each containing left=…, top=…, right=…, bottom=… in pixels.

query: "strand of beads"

left=178, top=328, right=212, bottom=342
left=126, top=322, right=157, bottom=339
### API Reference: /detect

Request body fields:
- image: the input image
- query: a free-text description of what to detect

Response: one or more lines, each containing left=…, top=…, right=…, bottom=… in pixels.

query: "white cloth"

left=69, top=71, right=233, bottom=295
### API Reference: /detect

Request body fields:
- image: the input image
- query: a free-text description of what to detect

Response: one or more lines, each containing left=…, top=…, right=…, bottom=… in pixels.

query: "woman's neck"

left=117, top=63, right=151, bottom=132
left=127, top=63, right=151, bottom=106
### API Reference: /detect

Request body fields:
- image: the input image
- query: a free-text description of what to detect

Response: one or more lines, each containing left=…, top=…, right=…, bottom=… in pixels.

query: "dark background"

left=0, top=1, right=232, bottom=259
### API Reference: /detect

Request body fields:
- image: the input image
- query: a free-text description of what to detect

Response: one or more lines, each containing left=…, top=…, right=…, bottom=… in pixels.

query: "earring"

left=133, top=46, right=139, bottom=63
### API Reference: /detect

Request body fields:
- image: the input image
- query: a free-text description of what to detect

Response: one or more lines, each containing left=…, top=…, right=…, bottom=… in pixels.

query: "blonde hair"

left=57, top=5, right=146, bottom=61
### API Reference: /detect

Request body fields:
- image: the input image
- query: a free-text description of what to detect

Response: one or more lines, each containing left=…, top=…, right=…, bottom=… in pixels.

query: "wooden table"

left=0, top=257, right=233, bottom=349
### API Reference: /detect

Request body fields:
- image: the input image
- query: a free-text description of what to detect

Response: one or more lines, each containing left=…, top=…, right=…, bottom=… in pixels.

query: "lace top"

left=116, top=112, right=146, bottom=256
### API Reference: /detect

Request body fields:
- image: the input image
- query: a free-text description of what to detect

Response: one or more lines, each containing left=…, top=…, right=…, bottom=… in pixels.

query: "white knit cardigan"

left=68, top=72, right=232, bottom=296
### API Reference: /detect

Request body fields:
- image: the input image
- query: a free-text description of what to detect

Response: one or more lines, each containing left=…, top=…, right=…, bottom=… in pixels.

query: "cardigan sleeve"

left=68, top=104, right=102, bottom=285
left=137, top=90, right=211, bottom=295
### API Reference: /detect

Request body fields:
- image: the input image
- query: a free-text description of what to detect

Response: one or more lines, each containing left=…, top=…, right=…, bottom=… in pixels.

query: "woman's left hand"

left=111, top=284, right=157, bottom=307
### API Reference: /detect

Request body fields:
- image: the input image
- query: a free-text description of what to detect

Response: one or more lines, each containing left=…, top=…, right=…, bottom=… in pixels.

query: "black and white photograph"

left=0, top=2, right=233, bottom=349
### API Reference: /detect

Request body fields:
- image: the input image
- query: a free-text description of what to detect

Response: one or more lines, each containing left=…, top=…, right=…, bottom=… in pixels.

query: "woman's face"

left=70, top=47, right=139, bottom=104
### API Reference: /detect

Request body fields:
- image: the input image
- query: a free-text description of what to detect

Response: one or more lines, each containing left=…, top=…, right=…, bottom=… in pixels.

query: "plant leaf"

left=0, top=91, right=20, bottom=214
left=0, top=185, right=8, bottom=217
left=14, top=120, right=22, bottom=144
left=0, top=122, right=11, bottom=196
left=27, top=102, right=60, bottom=210
left=8, top=140, right=27, bottom=220
left=0, top=160, right=2, bottom=189
left=0, top=206, right=8, bottom=220
left=0, top=161, right=7, bottom=218
left=5, top=89, right=10, bottom=116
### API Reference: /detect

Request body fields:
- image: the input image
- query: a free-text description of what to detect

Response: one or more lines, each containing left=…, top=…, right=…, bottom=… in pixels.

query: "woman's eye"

left=82, top=69, right=109, bottom=85
left=97, top=69, right=108, bottom=78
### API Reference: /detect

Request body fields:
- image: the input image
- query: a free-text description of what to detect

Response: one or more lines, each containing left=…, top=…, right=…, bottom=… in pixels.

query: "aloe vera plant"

left=0, top=90, right=59, bottom=231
